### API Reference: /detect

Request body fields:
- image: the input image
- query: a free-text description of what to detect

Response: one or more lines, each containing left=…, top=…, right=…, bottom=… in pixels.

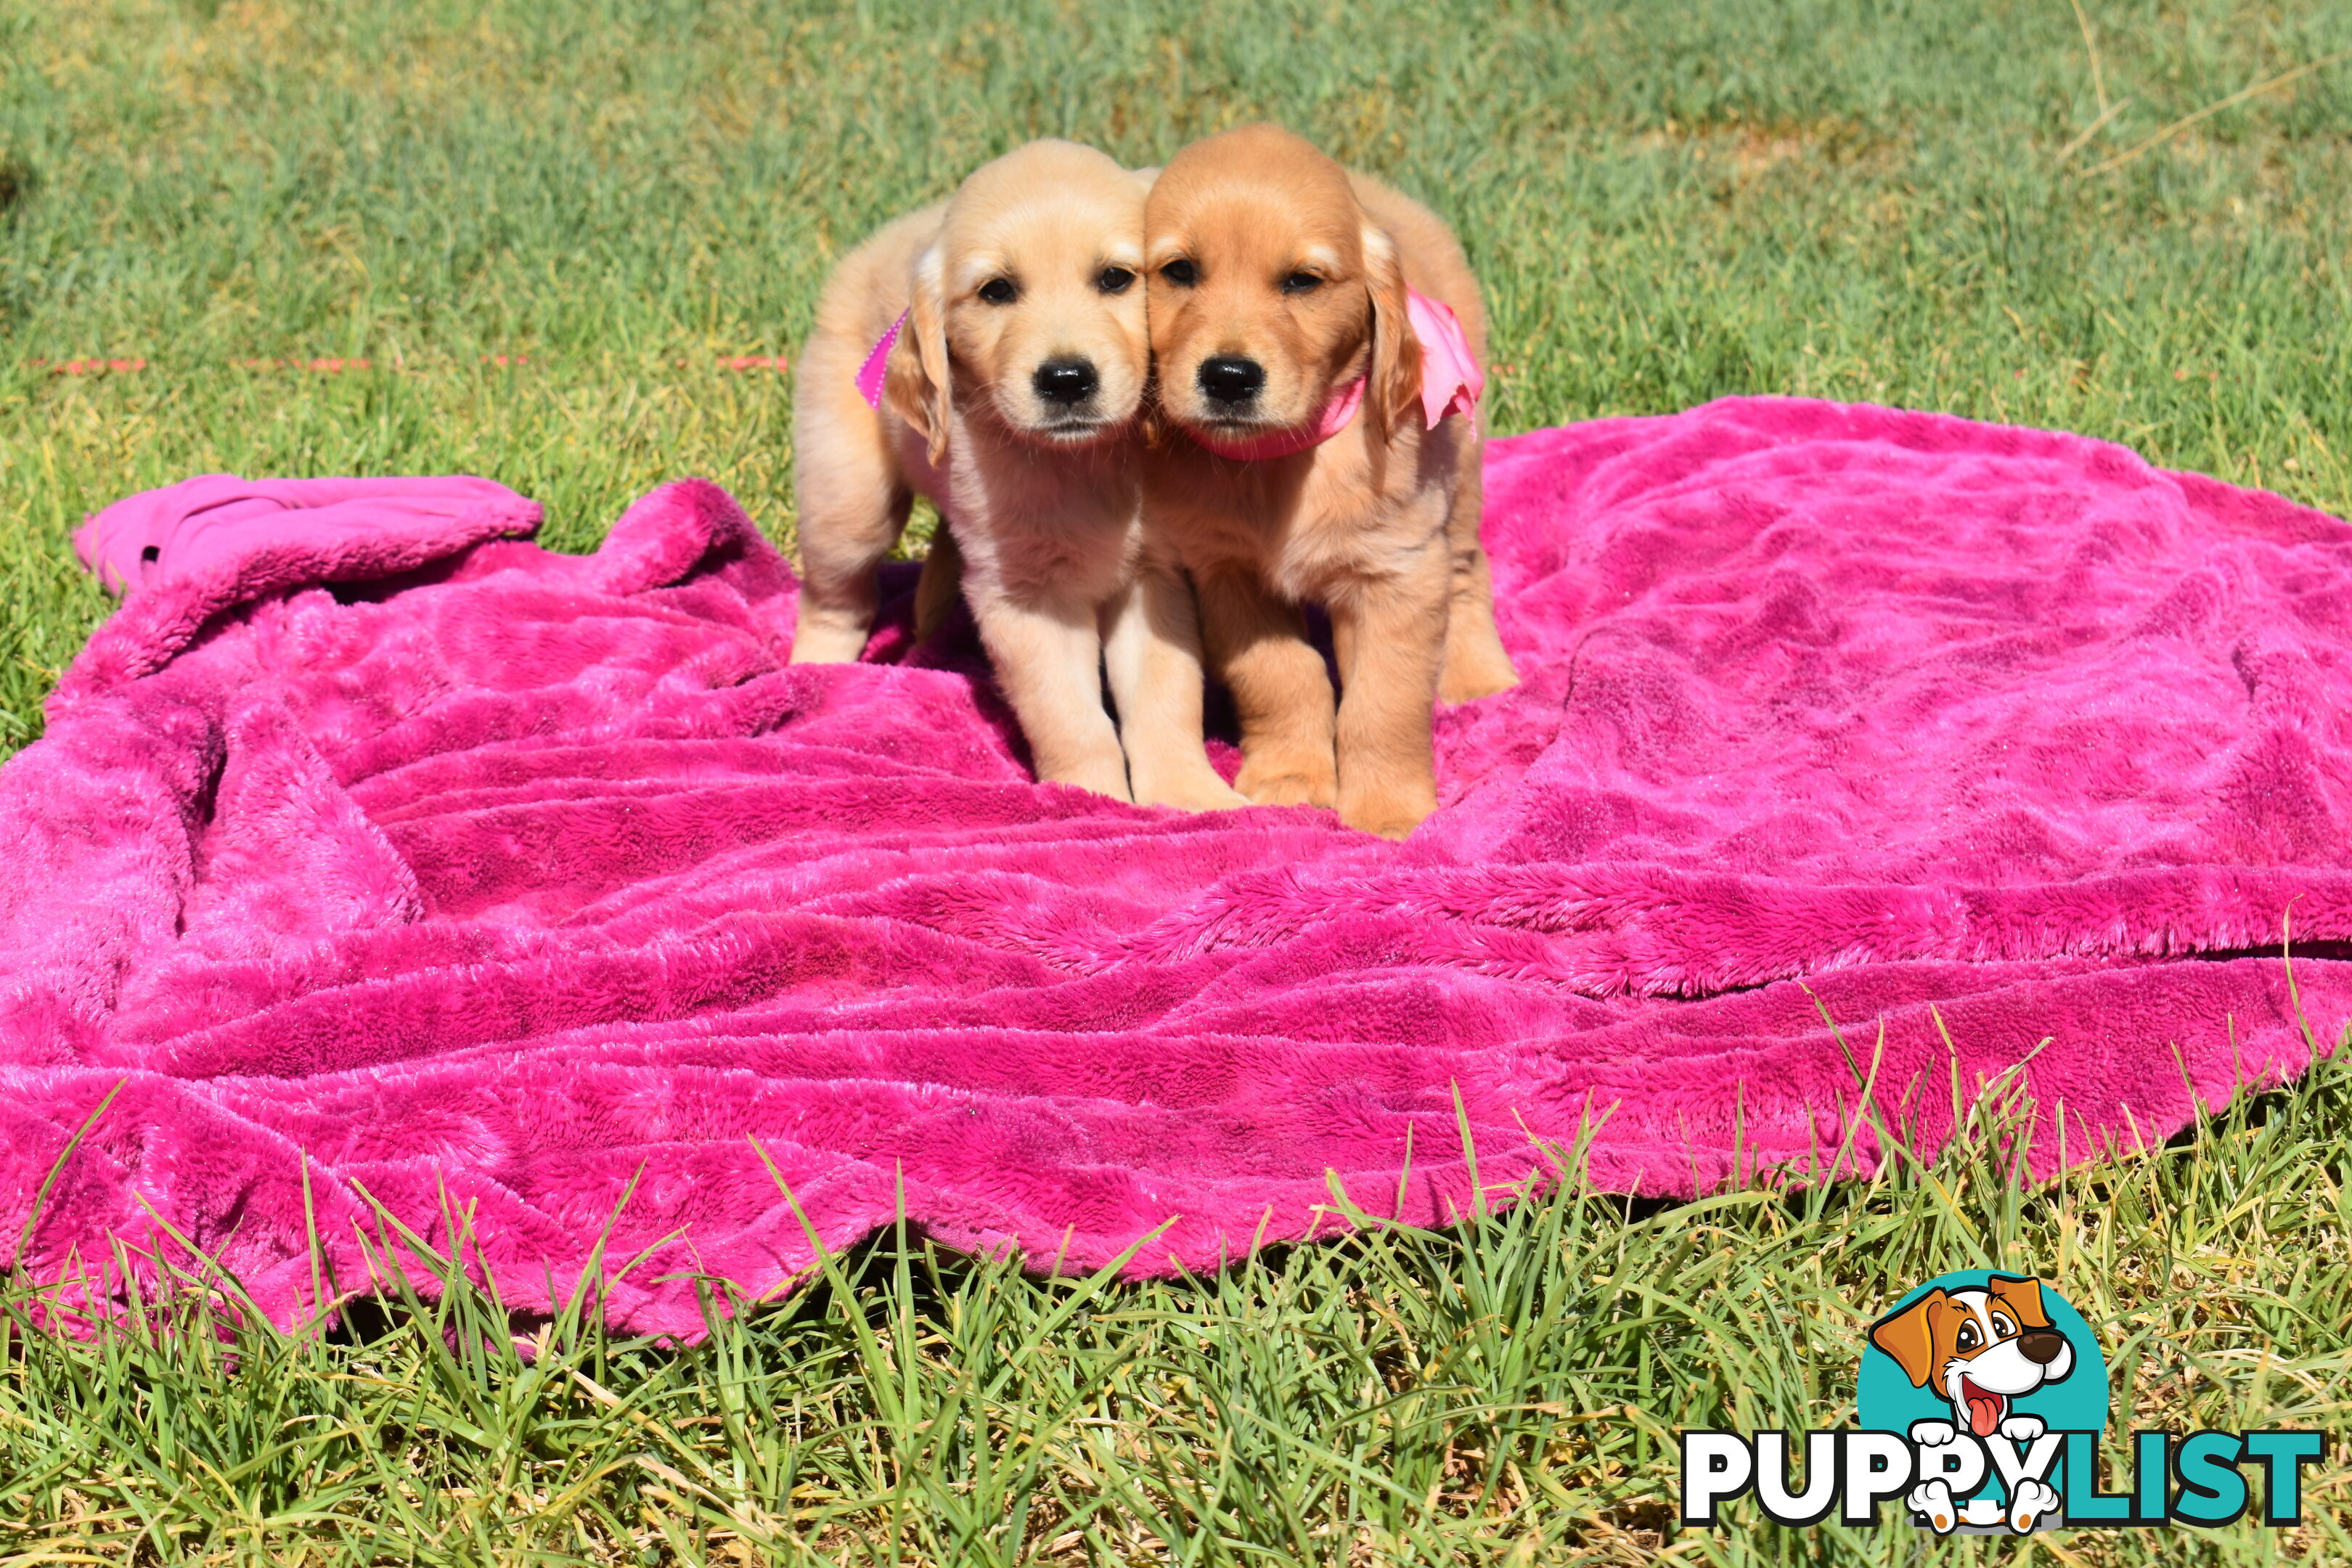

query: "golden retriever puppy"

left=790, top=140, right=1241, bottom=811
left=1134, top=124, right=1519, bottom=838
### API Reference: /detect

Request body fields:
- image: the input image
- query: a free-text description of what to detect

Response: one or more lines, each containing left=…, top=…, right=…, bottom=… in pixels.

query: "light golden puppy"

left=1134, top=124, right=1518, bottom=838
left=790, top=139, right=1241, bottom=811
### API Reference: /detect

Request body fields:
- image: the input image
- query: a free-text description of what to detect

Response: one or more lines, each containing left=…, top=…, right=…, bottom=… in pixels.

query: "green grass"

left=3, top=0, right=2351, bottom=1560
left=8, top=1060, right=2352, bottom=1564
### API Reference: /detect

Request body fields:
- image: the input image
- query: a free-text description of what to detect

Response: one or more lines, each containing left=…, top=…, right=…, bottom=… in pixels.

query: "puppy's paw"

left=1437, top=646, right=1519, bottom=706
left=1137, top=772, right=1251, bottom=813
left=1038, top=759, right=1135, bottom=804
left=1338, top=785, right=1437, bottom=841
left=1234, top=755, right=1337, bottom=809
left=787, top=621, right=873, bottom=665
left=1998, top=1414, right=2046, bottom=1444
left=1907, top=1420, right=1957, bottom=1447
left=2008, top=1477, right=2061, bottom=1534
left=1907, top=1479, right=1959, bottom=1535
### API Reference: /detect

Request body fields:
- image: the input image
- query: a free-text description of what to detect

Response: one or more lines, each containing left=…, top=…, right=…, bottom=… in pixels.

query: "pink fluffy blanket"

left=6, top=398, right=2349, bottom=1336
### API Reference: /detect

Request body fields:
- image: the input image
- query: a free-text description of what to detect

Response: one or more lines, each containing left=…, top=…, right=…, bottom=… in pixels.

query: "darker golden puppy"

left=1134, top=124, right=1516, bottom=838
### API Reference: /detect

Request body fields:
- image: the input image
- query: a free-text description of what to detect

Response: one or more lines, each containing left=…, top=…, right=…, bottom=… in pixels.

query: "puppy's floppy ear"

left=1360, top=221, right=1422, bottom=449
left=1869, top=1290, right=1945, bottom=1389
left=1988, top=1275, right=2051, bottom=1331
left=884, top=245, right=954, bottom=465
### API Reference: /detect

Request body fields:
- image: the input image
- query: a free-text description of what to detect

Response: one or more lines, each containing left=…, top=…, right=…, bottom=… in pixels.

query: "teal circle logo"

left=1859, top=1270, right=2107, bottom=1517
left=1680, top=1267, right=2318, bottom=1535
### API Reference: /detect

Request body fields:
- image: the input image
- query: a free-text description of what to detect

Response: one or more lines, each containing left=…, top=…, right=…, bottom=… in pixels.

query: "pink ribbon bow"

left=855, top=311, right=910, bottom=410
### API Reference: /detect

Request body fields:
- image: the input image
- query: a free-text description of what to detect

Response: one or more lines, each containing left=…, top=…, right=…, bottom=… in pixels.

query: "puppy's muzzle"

left=1032, top=358, right=1100, bottom=407
left=2018, top=1329, right=2067, bottom=1366
left=1197, top=355, right=1265, bottom=408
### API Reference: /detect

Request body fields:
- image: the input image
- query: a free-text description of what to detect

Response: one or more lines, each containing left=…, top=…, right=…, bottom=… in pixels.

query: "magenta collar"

left=1177, top=288, right=1485, bottom=463
left=1185, top=377, right=1366, bottom=461
left=855, top=310, right=909, bottom=409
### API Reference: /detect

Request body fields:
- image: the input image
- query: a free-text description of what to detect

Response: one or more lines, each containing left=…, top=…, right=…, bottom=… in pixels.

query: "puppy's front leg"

left=1329, top=552, right=1448, bottom=839
left=1435, top=446, right=1519, bottom=704
left=1103, top=564, right=1248, bottom=812
left=1194, top=564, right=1338, bottom=809
left=911, top=527, right=965, bottom=645
left=790, top=415, right=912, bottom=664
left=970, top=591, right=1133, bottom=802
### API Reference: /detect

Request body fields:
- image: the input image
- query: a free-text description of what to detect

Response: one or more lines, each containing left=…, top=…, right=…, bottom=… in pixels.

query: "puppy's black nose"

left=1198, top=355, right=1265, bottom=406
left=2019, top=1329, right=2067, bottom=1365
left=1032, top=358, right=1098, bottom=406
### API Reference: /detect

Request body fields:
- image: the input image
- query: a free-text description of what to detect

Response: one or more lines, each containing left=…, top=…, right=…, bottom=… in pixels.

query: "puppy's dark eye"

left=1281, top=271, right=1323, bottom=294
left=977, top=277, right=1018, bottom=305
left=1955, top=1323, right=1979, bottom=1351
left=1159, top=258, right=1196, bottom=286
left=1096, top=267, right=1135, bottom=294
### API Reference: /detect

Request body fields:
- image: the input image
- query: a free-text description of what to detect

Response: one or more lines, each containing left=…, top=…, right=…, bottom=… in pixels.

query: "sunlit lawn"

left=3, top=1, right=2350, bottom=1560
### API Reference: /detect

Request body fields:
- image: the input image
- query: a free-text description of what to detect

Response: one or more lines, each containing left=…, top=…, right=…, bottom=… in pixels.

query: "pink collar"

left=855, top=310, right=909, bottom=409
left=1179, top=288, right=1485, bottom=462
left=1186, top=377, right=1365, bottom=461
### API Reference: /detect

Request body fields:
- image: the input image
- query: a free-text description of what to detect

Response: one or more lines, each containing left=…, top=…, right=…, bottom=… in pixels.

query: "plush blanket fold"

left=4, top=397, right=2347, bottom=1336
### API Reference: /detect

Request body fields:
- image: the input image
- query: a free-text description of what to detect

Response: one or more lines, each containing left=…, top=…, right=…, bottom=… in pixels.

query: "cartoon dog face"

left=1869, top=1275, right=2075, bottom=1438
